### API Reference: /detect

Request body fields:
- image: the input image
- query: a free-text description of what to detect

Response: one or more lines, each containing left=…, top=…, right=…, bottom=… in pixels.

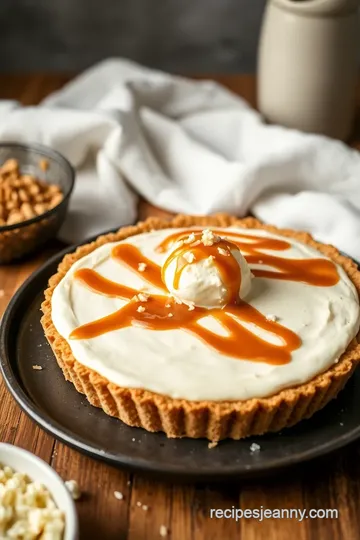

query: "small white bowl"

left=0, top=443, right=78, bottom=540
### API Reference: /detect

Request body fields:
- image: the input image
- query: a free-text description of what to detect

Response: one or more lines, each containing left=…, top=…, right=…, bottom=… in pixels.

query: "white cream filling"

left=51, top=227, right=360, bottom=401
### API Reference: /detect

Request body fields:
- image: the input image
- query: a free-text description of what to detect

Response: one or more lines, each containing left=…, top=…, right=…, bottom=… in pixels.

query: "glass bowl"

left=0, top=142, right=75, bottom=263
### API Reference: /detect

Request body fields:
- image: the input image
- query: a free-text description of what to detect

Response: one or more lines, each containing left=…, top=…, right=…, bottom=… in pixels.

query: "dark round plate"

left=1, top=240, right=360, bottom=482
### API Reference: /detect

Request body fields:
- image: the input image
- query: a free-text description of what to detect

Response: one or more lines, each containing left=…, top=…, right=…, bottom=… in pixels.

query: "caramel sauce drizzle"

left=69, top=228, right=340, bottom=365
left=157, top=229, right=339, bottom=287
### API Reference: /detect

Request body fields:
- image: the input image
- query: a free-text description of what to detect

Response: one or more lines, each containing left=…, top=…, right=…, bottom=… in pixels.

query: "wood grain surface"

left=0, top=74, right=360, bottom=540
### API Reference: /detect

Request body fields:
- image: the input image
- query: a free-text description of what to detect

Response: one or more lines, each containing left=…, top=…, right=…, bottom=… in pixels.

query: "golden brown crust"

left=41, top=214, right=360, bottom=441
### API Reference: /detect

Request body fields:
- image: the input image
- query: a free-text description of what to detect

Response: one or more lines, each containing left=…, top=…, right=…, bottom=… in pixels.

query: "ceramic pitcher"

left=257, top=0, right=360, bottom=140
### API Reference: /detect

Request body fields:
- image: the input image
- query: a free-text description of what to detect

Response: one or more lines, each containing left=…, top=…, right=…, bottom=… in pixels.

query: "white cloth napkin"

left=1, top=59, right=360, bottom=259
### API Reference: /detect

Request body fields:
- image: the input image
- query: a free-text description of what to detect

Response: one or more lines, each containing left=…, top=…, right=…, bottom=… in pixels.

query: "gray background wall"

left=0, top=0, right=266, bottom=73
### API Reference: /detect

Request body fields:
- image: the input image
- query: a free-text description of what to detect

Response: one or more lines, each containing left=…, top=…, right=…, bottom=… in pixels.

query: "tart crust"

left=41, top=215, right=360, bottom=441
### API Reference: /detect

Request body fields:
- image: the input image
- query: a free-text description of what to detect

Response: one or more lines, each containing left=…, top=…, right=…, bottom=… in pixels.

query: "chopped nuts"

left=201, top=229, right=221, bottom=246
left=160, top=525, right=169, bottom=537
left=134, top=292, right=150, bottom=303
left=265, top=314, right=278, bottom=322
left=217, top=247, right=229, bottom=256
left=65, top=479, right=82, bottom=500
left=114, top=491, right=124, bottom=500
left=174, top=239, right=184, bottom=249
left=184, top=233, right=196, bottom=244
left=183, top=251, right=195, bottom=263
left=0, top=158, right=63, bottom=227
left=138, top=262, right=147, bottom=272
left=1, top=159, right=18, bottom=174
left=39, top=158, right=49, bottom=172
left=191, top=240, right=201, bottom=248
left=0, top=464, right=65, bottom=537
left=208, top=441, right=218, bottom=449
left=137, top=306, right=146, bottom=313
left=165, top=303, right=171, bottom=308
left=168, top=313, right=173, bottom=318
left=204, top=255, right=215, bottom=267
left=250, top=443, right=261, bottom=453
left=21, top=203, right=35, bottom=220
left=34, top=203, right=47, bottom=216
left=32, top=365, right=43, bottom=371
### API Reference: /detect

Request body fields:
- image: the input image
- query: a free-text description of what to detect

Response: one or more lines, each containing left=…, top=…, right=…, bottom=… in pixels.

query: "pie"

left=41, top=215, right=360, bottom=441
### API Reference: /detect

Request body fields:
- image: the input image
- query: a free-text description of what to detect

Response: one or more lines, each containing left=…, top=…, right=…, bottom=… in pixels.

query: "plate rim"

left=1, top=236, right=360, bottom=480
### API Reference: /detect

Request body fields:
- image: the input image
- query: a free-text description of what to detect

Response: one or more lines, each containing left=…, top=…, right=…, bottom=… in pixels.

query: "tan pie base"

left=41, top=214, right=360, bottom=441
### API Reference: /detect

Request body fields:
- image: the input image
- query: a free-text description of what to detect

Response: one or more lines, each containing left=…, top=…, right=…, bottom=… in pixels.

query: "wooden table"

left=1, top=74, right=360, bottom=540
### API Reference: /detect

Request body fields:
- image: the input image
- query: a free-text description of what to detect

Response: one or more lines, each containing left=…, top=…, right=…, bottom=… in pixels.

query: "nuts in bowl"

left=0, top=143, right=75, bottom=264
left=0, top=443, right=78, bottom=540
left=0, top=158, right=63, bottom=227
left=0, top=463, right=65, bottom=538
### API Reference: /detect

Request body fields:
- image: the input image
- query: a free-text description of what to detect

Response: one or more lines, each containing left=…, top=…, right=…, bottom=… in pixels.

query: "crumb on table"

left=65, top=479, right=82, bottom=500
left=250, top=442, right=261, bottom=453
left=208, top=441, right=218, bottom=449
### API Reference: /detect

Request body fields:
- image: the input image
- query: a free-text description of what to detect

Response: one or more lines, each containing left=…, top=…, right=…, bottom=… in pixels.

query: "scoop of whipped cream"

left=162, top=229, right=252, bottom=309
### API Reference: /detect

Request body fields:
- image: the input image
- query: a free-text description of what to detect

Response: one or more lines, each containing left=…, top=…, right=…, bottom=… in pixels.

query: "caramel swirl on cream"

left=69, top=227, right=341, bottom=365
left=157, top=229, right=339, bottom=287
